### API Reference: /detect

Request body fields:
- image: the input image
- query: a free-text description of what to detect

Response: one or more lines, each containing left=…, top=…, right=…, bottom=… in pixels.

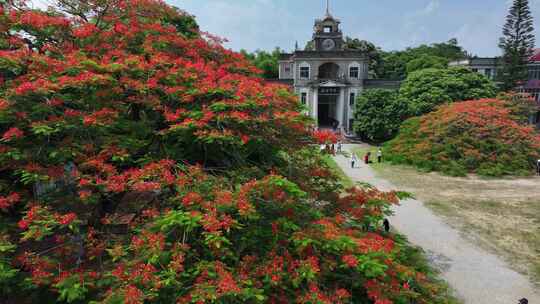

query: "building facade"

left=278, top=10, right=369, bottom=132
left=448, top=58, right=500, bottom=80
left=525, top=49, right=540, bottom=101
left=449, top=51, right=540, bottom=101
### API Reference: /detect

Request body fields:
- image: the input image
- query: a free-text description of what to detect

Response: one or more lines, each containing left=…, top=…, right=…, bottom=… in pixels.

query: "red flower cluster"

left=16, top=10, right=70, bottom=28
left=2, top=127, right=24, bottom=141
left=72, top=23, right=98, bottom=38
left=342, top=254, right=358, bottom=268
left=313, top=129, right=339, bottom=144
left=0, top=192, right=20, bottom=210
left=0, top=99, right=9, bottom=111
left=83, top=108, right=119, bottom=126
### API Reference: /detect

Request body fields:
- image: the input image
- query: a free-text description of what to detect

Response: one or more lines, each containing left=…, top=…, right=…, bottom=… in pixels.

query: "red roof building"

left=529, top=48, right=540, bottom=62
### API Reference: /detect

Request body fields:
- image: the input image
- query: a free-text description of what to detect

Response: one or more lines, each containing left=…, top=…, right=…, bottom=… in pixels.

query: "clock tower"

left=312, top=1, right=343, bottom=51
left=278, top=0, right=393, bottom=133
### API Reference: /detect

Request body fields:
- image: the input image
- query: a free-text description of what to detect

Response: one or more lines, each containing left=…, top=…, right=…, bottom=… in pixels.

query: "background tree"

left=240, top=48, right=282, bottom=79
left=406, top=54, right=448, bottom=74
left=301, top=38, right=468, bottom=80
left=378, top=39, right=468, bottom=79
left=498, top=0, right=535, bottom=91
left=353, top=89, right=410, bottom=142
left=344, top=37, right=383, bottom=78
left=400, top=67, right=497, bottom=115
left=304, top=40, right=315, bottom=51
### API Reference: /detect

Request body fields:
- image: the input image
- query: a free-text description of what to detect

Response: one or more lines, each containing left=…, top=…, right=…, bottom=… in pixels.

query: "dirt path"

left=334, top=144, right=540, bottom=304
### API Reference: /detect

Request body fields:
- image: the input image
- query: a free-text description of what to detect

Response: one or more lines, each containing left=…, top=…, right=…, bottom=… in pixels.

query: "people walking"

left=351, top=153, right=357, bottom=168
left=364, top=152, right=372, bottom=164
left=377, top=148, right=383, bottom=163
left=537, top=159, right=540, bottom=176
left=383, top=219, right=390, bottom=233
left=337, top=140, right=342, bottom=153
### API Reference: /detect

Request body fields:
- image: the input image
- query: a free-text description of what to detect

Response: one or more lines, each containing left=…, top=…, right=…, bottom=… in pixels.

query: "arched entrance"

left=318, top=62, right=340, bottom=79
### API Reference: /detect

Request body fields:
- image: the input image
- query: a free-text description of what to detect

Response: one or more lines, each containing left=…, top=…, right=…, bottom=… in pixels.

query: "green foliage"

left=304, top=40, right=315, bottom=51
left=400, top=67, right=497, bottom=115
left=378, top=38, right=468, bottom=79
left=309, top=37, right=467, bottom=79
left=395, top=191, right=415, bottom=200
left=0, top=237, right=19, bottom=294
left=353, top=89, right=410, bottom=142
left=406, top=55, right=448, bottom=73
left=498, top=0, right=535, bottom=90
left=55, top=275, right=89, bottom=303
left=385, top=99, right=540, bottom=177
left=240, top=48, right=281, bottom=79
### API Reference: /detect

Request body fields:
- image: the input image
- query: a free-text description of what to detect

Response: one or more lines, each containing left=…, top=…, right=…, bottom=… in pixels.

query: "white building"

left=277, top=6, right=399, bottom=132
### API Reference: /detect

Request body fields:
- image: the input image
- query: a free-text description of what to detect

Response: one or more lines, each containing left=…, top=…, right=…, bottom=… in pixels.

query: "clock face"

left=322, top=39, right=335, bottom=51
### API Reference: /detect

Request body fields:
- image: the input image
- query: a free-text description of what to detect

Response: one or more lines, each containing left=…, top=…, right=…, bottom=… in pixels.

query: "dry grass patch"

left=369, top=162, right=540, bottom=286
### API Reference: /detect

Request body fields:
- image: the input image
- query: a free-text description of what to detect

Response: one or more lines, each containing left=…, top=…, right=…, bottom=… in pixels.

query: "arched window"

left=299, top=62, right=311, bottom=79
left=349, top=62, right=361, bottom=79
left=318, top=62, right=340, bottom=79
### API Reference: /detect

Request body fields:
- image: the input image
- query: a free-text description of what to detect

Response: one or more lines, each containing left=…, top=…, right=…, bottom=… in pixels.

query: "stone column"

left=344, top=88, right=349, bottom=132
left=313, top=88, right=318, bottom=126
left=337, top=87, right=345, bottom=129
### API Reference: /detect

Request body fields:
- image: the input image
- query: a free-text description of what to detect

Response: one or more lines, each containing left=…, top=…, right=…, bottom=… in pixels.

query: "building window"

left=301, top=92, right=307, bottom=104
left=300, top=66, right=310, bottom=79
left=324, top=26, right=332, bottom=33
left=285, top=66, right=291, bottom=73
left=485, top=69, right=492, bottom=79
left=349, top=92, right=356, bottom=106
left=528, top=66, right=540, bottom=80
left=349, top=67, right=359, bottom=79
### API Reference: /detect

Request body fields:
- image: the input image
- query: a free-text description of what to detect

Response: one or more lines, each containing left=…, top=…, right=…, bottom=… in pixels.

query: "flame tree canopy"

left=0, top=1, right=455, bottom=303
left=385, top=97, right=540, bottom=177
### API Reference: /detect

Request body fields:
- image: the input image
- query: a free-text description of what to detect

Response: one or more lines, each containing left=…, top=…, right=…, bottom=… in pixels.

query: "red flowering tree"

left=385, top=98, right=540, bottom=176
left=0, top=1, right=455, bottom=303
left=313, top=129, right=338, bottom=145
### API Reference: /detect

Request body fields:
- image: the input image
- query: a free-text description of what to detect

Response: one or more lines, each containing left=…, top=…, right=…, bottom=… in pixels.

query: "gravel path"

left=334, top=144, right=540, bottom=304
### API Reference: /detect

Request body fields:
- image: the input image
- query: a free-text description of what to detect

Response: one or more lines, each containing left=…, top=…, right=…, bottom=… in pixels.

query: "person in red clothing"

left=364, top=152, right=369, bottom=164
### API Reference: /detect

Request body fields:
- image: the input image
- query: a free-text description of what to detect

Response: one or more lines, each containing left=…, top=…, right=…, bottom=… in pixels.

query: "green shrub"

left=353, top=89, right=410, bottom=142
left=400, top=67, right=497, bottom=115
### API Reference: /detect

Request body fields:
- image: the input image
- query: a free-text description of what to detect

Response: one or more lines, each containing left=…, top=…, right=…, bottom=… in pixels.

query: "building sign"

left=318, top=87, right=340, bottom=95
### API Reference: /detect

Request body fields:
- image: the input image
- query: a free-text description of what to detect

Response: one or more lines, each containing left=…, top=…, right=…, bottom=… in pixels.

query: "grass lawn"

left=353, top=146, right=540, bottom=286
left=321, top=154, right=355, bottom=189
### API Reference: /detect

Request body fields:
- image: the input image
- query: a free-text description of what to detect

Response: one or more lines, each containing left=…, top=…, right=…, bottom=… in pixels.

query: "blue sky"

left=169, top=0, right=540, bottom=56
left=29, top=0, right=540, bottom=56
